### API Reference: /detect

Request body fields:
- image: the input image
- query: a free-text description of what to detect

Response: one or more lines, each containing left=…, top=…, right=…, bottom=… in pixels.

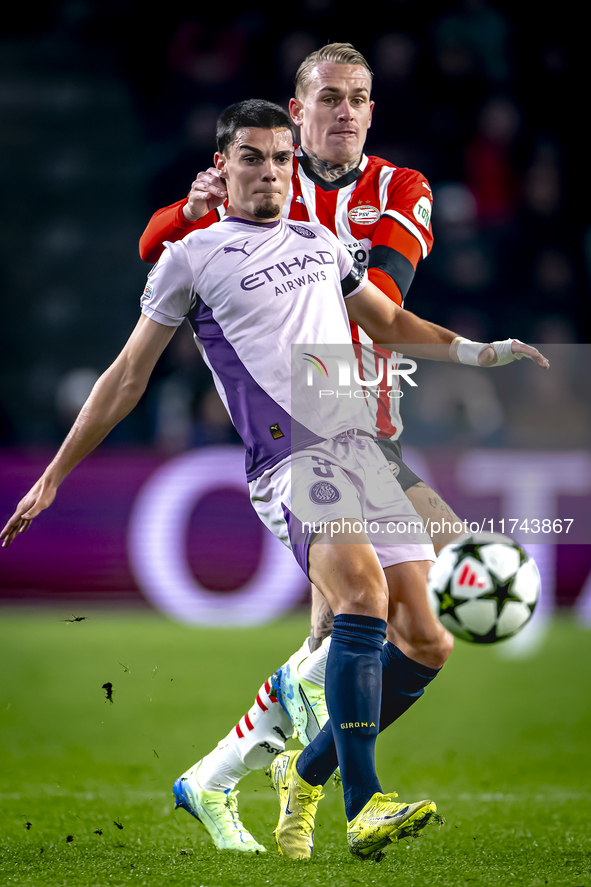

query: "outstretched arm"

left=1, top=315, right=176, bottom=548
left=346, top=280, right=549, bottom=368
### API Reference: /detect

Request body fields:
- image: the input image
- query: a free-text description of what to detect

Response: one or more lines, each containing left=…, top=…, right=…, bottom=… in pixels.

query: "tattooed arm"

left=309, top=585, right=335, bottom=651
left=405, top=482, right=468, bottom=554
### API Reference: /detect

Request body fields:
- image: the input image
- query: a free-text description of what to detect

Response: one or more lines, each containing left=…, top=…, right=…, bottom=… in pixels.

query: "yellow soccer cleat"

left=173, top=762, right=266, bottom=853
left=268, top=749, right=324, bottom=859
left=347, top=791, right=438, bottom=859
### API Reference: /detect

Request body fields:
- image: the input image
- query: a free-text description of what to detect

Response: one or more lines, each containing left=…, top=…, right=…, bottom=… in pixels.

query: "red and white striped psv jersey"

left=139, top=148, right=434, bottom=440
left=286, top=149, right=434, bottom=440
left=287, top=148, right=432, bottom=265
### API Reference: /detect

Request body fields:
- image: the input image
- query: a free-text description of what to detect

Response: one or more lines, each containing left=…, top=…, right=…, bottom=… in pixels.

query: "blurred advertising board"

left=1, top=445, right=590, bottom=627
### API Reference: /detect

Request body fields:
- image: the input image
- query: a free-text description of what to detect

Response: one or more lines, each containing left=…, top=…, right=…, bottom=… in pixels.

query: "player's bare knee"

left=427, top=626, right=454, bottom=668
left=334, top=574, right=388, bottom=620
left=437, top=627, right=455, bottom=664
left=405, top=622, right=453, bottom=669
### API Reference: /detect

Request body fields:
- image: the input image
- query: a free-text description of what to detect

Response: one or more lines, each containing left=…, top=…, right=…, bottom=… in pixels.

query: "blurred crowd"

left=0, top=0, right=587, bottom=452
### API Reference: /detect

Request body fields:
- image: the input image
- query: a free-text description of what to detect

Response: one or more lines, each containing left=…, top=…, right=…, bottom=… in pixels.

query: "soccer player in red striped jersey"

left=137, top=43, right=469, bottom=851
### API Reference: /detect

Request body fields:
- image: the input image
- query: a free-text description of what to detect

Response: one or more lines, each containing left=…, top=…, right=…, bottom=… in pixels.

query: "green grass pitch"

left=1, top=608, right=590, bottom=887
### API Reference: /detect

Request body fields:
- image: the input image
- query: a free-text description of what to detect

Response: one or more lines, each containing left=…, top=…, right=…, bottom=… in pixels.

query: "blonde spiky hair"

left=294, top=42, right=373, bottom=99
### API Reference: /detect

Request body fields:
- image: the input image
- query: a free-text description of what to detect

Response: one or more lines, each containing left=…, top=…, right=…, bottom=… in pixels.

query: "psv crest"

left=348, top=205, right=380, bottom=225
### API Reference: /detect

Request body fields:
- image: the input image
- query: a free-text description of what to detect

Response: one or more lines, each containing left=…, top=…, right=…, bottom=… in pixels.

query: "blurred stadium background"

left=0, top=1, right=589, bottom=641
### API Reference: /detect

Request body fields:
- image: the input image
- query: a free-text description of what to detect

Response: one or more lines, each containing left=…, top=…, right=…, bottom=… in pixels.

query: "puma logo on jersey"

left=224, top=241, right=250, bottom=256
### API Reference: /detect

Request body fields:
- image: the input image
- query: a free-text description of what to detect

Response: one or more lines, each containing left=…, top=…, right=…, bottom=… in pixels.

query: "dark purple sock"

left=297, top=613, right=386, bottom=820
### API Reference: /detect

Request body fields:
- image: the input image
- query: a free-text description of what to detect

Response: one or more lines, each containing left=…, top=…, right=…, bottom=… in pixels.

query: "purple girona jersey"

left=141, top=215, right=371, bottom=480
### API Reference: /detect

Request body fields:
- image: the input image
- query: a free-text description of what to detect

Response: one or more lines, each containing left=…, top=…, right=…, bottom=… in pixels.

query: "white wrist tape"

left=455, top=338, right=487, bottom=366
left=455, top=337, right=525, bottom=367
left=490, top=338, right=525, bottom=366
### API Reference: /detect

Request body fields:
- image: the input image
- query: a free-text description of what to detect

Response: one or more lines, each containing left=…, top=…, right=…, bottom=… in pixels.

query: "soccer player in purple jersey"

left=2, top=100, right=548, bottom=860
left=133, top=42, right=501, bottom=853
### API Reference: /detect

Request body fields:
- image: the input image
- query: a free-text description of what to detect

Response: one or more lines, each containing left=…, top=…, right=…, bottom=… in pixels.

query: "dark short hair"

left=216, top=99, right=296, bottom=154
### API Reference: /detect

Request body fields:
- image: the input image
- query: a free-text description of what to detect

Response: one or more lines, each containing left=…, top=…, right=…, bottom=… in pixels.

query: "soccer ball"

left=428, top=533, right=540, bottom=644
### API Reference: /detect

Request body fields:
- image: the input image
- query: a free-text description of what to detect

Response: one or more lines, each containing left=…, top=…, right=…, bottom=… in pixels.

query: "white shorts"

left=249, top=429, right=435, bottom=577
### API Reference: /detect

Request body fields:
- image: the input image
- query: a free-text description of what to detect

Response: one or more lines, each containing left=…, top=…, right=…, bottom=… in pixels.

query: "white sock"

left=192, top=636, right=332, bottom=792
left=298, top=635, right=331, bottom=687
left=195, top=676, right=292, bottom=792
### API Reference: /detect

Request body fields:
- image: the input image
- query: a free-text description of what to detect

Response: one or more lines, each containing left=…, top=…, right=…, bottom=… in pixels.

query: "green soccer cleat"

left=173, top=761, right=266, bottom=853
left=347, top=791, right=438, bottom=860
left=273, top=642, right=329, bottom=746
left=268, top=749, right=324, bottom=859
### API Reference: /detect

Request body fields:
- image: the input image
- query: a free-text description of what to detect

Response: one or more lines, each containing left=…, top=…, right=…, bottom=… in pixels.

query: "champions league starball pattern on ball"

left=428, top=534, right=540, bottom=644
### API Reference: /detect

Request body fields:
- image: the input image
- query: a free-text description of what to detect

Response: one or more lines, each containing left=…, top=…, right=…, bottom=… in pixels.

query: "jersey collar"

left=222, top=216, right=282, bottom=228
